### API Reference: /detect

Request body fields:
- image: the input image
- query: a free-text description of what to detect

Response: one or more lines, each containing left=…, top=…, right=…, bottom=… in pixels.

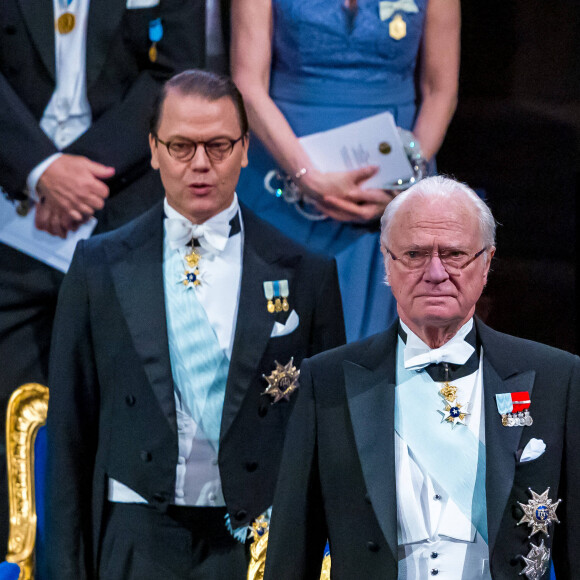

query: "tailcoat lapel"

left=220, top=207, right=302, bottom=441
left=86, top=0, right=126, bottom=88
left=105, top=202, right=176, bottom=433
left=477, top=319, right=536, bottom=553
left=344, top=325, right=399, bottom=562
left=18, top=0, right=55, bottom=79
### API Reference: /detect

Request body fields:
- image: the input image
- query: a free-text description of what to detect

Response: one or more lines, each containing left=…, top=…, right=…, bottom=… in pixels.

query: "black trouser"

left=99, top=503, right=249, bottom=580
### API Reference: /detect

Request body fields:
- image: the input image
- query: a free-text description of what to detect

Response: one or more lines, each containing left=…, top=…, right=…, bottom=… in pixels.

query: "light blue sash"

left=395, top=339, right=488, bottom=543
left=163, top=238, right=229, bottom=450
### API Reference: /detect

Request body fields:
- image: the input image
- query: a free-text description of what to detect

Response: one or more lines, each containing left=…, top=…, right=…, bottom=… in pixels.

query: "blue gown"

left=237, top=0, right=428, bottom=342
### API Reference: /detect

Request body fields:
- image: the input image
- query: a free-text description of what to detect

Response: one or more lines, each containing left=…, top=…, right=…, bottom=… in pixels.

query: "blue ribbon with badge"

left=148, top=18, right=163, bottom=62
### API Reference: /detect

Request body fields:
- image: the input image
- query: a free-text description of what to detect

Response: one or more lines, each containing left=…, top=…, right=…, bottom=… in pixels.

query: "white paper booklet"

left=299, top=111, right=414, bottom=188
left=0, top=195, right=96, bottom=273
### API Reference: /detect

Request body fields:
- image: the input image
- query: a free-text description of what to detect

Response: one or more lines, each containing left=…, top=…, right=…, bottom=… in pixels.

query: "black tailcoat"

left=46, top=202, right=346, bottom=579
left=265, top=319, right=580, bottom=579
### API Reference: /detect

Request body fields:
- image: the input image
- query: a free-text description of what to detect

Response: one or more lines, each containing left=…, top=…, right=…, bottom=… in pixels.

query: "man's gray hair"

left=380, top=175, right=496, bottom=252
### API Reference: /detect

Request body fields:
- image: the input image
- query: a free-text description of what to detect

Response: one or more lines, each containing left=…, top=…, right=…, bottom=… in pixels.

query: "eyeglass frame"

left=153, top=133, right=246, bottom=163
left=385, top=246, right=488, bottom=272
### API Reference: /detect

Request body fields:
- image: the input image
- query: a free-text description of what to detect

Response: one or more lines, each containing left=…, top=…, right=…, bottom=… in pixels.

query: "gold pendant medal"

left=389, top=13, right=406, bottom=40
left=57, top=12, right=75, bottom=34
left=149, top=43, right=158, bottom=63
left=438, top=381, right=470, bottom=428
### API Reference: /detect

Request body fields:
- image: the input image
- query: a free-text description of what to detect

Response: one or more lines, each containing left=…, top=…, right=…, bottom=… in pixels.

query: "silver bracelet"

left=263, top=168, right=328, bottom=221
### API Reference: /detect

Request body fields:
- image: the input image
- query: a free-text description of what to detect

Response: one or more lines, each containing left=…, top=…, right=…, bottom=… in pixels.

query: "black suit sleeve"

left=308, top=258, right=346, bottom=356
left=46, top=242, right=100, bottom=580
left=0, top=0, right=205, bottom=197
left=552, top=355, right=580, bottom=578
left=0, top=72, right=59, bottom=196
left=264, top=360, right=328, bottom=580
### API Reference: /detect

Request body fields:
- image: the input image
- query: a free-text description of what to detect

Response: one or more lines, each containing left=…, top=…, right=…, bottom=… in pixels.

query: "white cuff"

left=26, top=153, right=62, bottom=202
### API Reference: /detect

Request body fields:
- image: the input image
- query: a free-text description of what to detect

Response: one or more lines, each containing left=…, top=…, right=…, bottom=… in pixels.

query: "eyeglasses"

left=385, top=247, right=487, bottom=273
left=154, top=135, right=245, bottom=163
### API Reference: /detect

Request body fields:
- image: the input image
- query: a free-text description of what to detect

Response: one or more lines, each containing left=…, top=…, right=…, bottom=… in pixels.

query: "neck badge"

left=179, top=239, right=203, bottom=289
left=517, top=487, right=561, bottom=538
left=438, top=382, right=470, bottom=428
left=263, top=280, right=289, bottom=314
left=262, top=359, right=300, bottom=403
left=519, top=540, right=550, bottom=580
left=496, top=391, right=533, bottom=427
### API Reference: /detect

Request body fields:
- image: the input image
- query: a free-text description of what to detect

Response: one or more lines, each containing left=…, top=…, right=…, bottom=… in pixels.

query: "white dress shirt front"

left=27, top=0, right=92, bottom=195
left=109, top=195, right=243, bottom=507
left=396, top=321, right=491, bottom=580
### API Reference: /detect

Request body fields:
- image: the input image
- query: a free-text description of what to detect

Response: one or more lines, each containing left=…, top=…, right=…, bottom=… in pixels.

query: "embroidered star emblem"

left=262, top=359, right=300, bottom=403
left=520, top=539, right=550, bottom=580
left=518, top=487, right=561, bottom=537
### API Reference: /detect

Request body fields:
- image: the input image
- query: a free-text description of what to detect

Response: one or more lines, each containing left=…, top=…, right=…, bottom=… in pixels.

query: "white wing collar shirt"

left=395, top=319, right=492, bottom=580
left=27, top=0, right=92, bottom=196
left=108, top=195, right=243, bottom=508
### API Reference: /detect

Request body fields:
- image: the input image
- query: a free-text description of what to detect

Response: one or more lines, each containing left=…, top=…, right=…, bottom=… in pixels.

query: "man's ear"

left=149, top=134, right=160, bottom=170
left=483, top=246, right=496, bottom=284
left=240, top=133, right=250, bottom=169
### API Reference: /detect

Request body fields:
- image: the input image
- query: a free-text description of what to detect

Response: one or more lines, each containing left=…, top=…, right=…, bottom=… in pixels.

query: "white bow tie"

left=165, top=216, right=232, bottom=254
left=404, top=339, right=475, bottom=371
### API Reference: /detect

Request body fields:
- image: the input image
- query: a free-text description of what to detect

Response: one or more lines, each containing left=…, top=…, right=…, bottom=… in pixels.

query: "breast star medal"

left=389, top=13, right=406, bottom=40
left=438, top=382, right=470, bottom=428
left=262, top=359, right=300, bottom=403
left=57, top=12, right=75, bottom=34
left=519, top=540, right=550, bottom=580
left=517, top=487, right=561, bottom=538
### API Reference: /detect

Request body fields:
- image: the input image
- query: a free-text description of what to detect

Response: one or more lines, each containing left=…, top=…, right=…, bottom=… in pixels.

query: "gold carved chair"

left=247, top=518, right=331, bottom=580
left=4, top=384, right=49, bottom=580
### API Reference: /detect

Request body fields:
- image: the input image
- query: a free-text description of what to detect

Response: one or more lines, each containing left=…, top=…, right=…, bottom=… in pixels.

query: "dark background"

left=438, top=0, right=579, bottom=354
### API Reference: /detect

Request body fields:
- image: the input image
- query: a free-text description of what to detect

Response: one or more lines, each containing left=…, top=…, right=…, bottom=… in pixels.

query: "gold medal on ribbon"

left=389, top=13, right=406, bottom=40
left=263, top=281, right=275, bottom=313
left=264, top=279, right=290, bottom=314
left=149, top=43, right=158, bottom=63
left=57, top=12, right=75, bottom=34
left=279, top=279, right=290, bottom=312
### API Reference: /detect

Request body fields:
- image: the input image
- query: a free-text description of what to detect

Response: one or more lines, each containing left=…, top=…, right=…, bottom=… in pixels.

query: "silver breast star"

left=518, top=487, right=561, bottom=538
left=519, top=539, right=550, bottom=580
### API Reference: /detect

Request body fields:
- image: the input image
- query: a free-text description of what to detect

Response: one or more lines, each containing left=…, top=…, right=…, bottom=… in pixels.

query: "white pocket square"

left=520, top=438, right=546, bottom=462
left=126, top=0, right=159, bottom=8
left=270, top=310, right=299, bottom=338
